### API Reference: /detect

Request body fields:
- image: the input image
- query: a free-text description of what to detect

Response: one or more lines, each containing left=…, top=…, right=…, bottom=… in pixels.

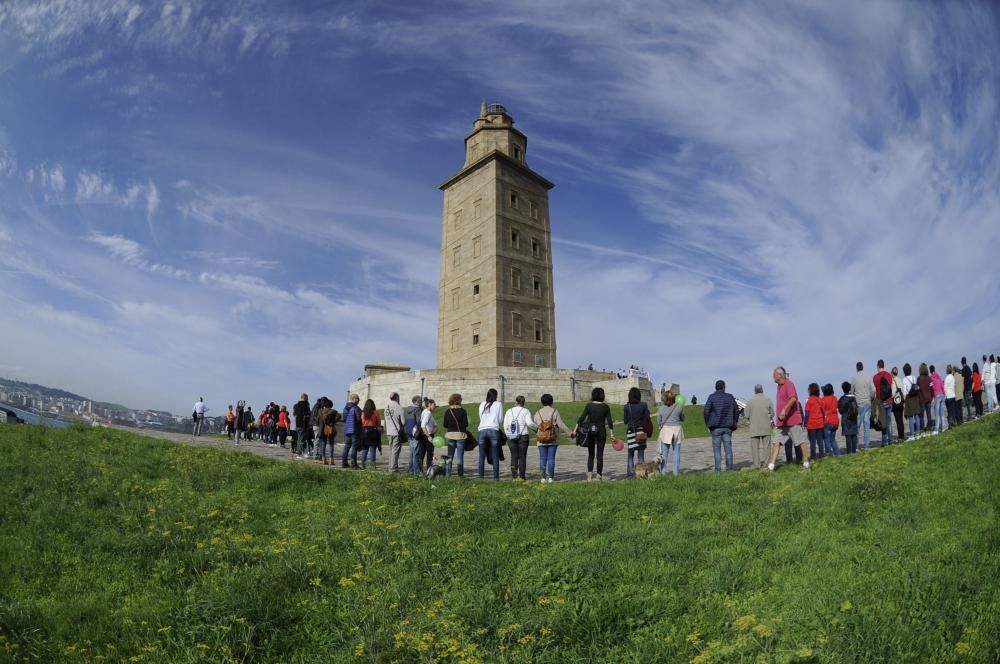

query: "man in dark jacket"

left=703, top=380, right=739, bottom=472
left=293, top=394, right=311, bottom=457
left=961, top=357, right=973, bottom=421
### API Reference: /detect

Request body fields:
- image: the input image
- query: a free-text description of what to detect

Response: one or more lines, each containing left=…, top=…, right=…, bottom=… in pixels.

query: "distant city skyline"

left=1, top=1, right=998, bottom=414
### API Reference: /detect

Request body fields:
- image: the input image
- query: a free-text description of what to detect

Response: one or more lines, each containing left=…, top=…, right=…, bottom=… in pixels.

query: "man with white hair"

left=767, top=367, right=811, bottom=472
left=744, top=384, right=774, bottom=470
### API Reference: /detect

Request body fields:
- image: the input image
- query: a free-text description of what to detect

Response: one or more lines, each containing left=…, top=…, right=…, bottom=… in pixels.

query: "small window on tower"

left=535, top=354, right=545, bottom=367
left=511, top=268, right=522, bottom=291
left=530, top=202, right=538, bottom=219
left=452, top=289, right=460, bottom=310
left=450, top=330, right=459, bottom=351
left=509, top=190, right=519, bottom=209
left=472, top=325, right=480, bottom=346
left=512, top=313, right=523, bottom=337
left=531, top=238, right=541, bottom=258
left=473, top=200, right=482, bottom=219
left=513, top=146, right=522, bottom=161
left=511, top=230, right=519, bottom=248
left=472, top=281, right=481, bottom=299
left=454, top=210, right=463, bottom=228
left=473, top=236, right=482, bottom=258
left=452, top=246, right=461, bottom=267
left=532, top=278, right=541, bottom=297
left=513, top=350, right=523, bottom=364
left=534, top=319, right=543, bottom=342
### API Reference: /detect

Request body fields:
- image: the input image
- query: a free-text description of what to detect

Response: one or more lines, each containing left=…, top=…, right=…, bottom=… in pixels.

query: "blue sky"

left=1, top=0, right=999, bottom=414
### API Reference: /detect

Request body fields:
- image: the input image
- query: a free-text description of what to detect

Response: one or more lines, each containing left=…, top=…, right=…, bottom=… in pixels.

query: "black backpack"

left=846, top=397, right=858, bottom=423
left=878, top=376, right=892, bottom=402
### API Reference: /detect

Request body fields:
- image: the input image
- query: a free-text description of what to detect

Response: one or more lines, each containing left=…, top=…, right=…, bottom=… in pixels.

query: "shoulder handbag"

left=625, top=405, right=642, bottom=450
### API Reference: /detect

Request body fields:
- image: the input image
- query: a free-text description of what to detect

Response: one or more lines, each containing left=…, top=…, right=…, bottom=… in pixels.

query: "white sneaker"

left=540, top=477, right=546, bottom=484
left=548, top=477, right=555, bottom=483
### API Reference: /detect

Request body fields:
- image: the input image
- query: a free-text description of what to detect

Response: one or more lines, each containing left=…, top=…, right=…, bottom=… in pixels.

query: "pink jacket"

left=931, top=372, right=945, bottom=396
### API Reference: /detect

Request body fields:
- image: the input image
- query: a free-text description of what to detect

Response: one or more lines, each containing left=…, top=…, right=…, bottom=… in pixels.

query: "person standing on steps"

left=704, top=380, right=739, bottom=472
left=574, top=388, right=614, bottom=481
left=623, top=387, right=651, bottom=479
left=821, top=383, right=841, bottom=457
left=850, top=362, right=874, bottom=452
left=767, top=367, right=811, bottom=472
left=384, top=392, right=406, bottom=473
left=953, top=364, right=965, bottom=426
left=534, top=393, right=569, bottom=483
left=945, top=365, right=957, bottom=428
left=503, top=395, right=534, bottom=480
left=890, top=366, right=905, bottom=442
left=477, top=390, right=503, bottom=480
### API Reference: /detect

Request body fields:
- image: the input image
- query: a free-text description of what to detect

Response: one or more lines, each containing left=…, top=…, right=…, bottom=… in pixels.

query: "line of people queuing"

left=206, top=352, right=999, bottom=480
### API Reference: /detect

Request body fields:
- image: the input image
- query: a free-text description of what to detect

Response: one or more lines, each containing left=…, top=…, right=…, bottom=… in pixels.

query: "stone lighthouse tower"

left=436, top=102, right=557, bottom=370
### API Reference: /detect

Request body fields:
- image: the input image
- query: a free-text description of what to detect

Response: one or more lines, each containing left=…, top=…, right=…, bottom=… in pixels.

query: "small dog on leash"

left=633, top=455, right=664, bottom=479
left=425, top=455, right=449, bottom=479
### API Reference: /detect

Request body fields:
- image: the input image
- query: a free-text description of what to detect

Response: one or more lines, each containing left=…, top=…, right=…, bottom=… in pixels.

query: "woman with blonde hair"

left=657, top=390, right=684, bottom=476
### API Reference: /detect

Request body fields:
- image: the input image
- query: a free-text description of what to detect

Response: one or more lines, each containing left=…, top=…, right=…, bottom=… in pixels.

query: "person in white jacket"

left=982, top=355, right=997, bottom=412
left=477, top=389, right=504, bottom=480
left=502, top=395, right=536, bottom=480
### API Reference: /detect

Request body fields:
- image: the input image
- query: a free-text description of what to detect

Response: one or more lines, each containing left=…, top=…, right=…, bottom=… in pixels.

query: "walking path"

left=113, top=420, right=968, bottom=483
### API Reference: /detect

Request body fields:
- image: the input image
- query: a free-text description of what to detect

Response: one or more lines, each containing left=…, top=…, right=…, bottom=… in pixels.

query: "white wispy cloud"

left=87, top=232, right=190, bottom=280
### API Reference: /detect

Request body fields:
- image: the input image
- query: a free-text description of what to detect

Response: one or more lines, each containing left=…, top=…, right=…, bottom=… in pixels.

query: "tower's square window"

left=531, top=238, right=541, bottom=258
left=509, top=190, right=519, bottom=209
left=511, top=230, right=519, bottom=248
left=535, top=355, right=545, bottom=367
left=511, top=268, right=521, bottom=291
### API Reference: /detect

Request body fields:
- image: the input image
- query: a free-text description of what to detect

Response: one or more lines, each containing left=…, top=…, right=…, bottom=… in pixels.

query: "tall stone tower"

left=437, top=102, right=557, bottom=370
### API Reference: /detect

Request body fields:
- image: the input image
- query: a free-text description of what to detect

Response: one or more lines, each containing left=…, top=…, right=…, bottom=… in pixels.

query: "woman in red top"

left=277, top=406, right=290, bottom=448
left=821, top=383, right=841, bottom=457
left=359, top=399, right=382, bottom=470
left=804, top=383, right=826, bottom=460
left=972, top=363, right=984, bottom=418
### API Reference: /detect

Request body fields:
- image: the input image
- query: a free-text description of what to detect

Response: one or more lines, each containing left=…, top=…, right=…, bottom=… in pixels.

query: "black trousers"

left=507, top=435, right=530, bottom=479
left=892, top=405, right=905, bottom=440
left=586, top=430, right=607, bottom=474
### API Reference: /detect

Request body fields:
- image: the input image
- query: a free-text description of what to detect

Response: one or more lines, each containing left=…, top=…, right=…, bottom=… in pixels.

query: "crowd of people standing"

left=198, top=352, right=999, bottom=481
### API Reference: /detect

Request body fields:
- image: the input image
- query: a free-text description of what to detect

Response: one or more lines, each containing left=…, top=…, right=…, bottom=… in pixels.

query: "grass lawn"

left=1, top=418, right=998, bottom=662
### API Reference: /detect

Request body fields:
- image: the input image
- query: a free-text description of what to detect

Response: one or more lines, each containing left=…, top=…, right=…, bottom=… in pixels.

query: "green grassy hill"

left=1, top=419, right=998, bottom=662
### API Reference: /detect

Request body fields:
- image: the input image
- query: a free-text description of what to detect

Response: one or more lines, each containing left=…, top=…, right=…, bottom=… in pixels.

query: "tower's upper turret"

left=464, top=101, right=528, bottom=167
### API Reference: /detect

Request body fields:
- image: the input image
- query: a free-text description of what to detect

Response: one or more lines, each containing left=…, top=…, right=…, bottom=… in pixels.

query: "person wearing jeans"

left=477, top=390, right=503, bottom=480
left=533, top=394, right=568, bottom=483
left=443, top=394, right=469, bottom=478
left=192, top=397, right=207, bottom=436
left=850, top=362, right=874, bottom=452
left=704, top=380, right=738, bottom=472
left=873, top=360, right=894, bottom=445
left=341, top=394, right=362, bottom=468
left=657, top=389, right=685, bottom=475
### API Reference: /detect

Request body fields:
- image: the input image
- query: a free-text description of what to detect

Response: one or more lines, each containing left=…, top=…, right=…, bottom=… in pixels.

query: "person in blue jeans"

left=533, top=393, right=569, bottom=483
left=403, top=396, right=423, bottom=476
left=623, top=387, right=650, bottom=479
left=341, top=394, right=362, bottom=468
left=657, top=390, right=684, bottom=475
left=703, top=379, right=738, bottom=472
left=443, top=393, right=469, bottom=477
left=477, top=389, right=504, bottom=480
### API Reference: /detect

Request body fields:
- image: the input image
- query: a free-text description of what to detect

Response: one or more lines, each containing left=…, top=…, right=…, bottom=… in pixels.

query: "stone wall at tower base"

left=347, top=367, right=656, bottom=407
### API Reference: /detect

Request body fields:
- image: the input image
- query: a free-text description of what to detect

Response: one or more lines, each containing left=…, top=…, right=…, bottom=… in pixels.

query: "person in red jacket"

left=277, top=405, right=290, bottom=448
left=821, top=383, right=841, bottom=457
left=873, top=359, right=895, bottom=446
left=972, top=363, right=984, bottom=418
left=804, top=383, right=826, bottom=460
